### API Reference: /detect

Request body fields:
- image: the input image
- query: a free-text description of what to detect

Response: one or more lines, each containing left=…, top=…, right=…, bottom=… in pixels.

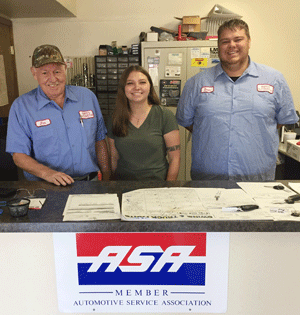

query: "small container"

left=7, top=198, right=30, bottom=217
left=99, top=45, right=107, bottom=56
left=284, top=132, right=297, bottom=143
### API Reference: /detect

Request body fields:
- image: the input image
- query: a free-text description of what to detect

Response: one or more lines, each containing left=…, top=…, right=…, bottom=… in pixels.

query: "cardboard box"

left=286, top=139, right=300, bottom=162
left=146, top=32, right=158, bottom=41
left=182, top=15, right=201, bottom=33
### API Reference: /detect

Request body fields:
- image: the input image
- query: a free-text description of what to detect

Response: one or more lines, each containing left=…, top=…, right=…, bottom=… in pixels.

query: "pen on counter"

left=215, top=190, right=221, bottom=201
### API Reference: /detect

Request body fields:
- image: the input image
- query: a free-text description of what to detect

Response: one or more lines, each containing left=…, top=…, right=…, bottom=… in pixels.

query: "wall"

left=1, top=232, right=300, bottom=314
left=11, top=0, right=300, bottom=111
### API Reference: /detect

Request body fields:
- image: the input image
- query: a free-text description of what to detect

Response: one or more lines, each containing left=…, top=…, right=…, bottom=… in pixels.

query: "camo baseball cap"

left=32, top=44, right=65, bottom=68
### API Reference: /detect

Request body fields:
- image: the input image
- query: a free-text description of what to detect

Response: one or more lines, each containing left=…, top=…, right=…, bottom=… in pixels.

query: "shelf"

left=0, top=0, right=76, bottom=18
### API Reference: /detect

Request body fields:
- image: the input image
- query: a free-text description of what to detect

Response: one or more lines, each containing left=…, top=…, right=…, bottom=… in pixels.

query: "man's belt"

left=74, top=172, right=98, bottom=181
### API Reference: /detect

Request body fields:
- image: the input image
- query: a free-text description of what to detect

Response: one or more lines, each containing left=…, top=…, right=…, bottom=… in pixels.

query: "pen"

left=238, top=205, right=259, bottom=211
left=215, top=190, right=221, bottom=201
left=79, top=114, right=84, bottom=127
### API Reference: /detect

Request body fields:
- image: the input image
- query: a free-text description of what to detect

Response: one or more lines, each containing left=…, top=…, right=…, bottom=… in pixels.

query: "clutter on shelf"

left=143, top=4, right=242, bottom=42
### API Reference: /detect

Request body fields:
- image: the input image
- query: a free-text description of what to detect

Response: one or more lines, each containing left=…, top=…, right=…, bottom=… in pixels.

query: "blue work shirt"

left=176, top=58, right=299, bottom=181
left=6, top=85, right=107, bottom=180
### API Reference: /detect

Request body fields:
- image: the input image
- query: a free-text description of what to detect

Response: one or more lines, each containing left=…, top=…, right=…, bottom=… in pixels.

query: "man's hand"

left=13, top=153, right=74, bottom=186
left=42, top=169, right=74, bottom=186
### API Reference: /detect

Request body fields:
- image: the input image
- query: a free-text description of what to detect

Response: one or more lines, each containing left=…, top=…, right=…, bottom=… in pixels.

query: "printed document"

left=121, top=187, right=270, bottom=221
left=63, top=194, right=120, bottom=221
left=237, top=182, right=300, bottom=221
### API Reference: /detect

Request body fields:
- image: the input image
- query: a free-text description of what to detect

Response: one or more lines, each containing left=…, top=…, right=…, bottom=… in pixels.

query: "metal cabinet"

left=95, top=55, right=140, bottom=123
left=141, top=41, right=218, bottom=180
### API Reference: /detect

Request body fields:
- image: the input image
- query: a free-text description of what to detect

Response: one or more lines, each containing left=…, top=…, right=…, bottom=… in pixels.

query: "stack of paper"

left=63, top=194, right=121, bottom=221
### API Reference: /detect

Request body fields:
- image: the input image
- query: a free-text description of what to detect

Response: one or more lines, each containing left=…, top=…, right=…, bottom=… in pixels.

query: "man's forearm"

left=95, top=139, right=111, bottom=180
left=12, top=153, right=74, bottom=185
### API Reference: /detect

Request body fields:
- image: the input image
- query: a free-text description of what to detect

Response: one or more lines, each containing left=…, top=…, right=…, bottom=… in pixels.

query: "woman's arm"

left=107, top=137, right=120, bottom=177
left=164, top=129, right=181, bottom=181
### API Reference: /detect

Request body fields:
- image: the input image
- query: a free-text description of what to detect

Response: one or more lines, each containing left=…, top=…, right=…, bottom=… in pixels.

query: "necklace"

left=130, top=106, right=151, bottom=126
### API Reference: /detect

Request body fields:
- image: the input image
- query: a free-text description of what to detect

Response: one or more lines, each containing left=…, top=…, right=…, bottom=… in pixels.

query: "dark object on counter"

left=0, top=187, right=17, bottom=197
left=238, top=205, right=259, bottom=211
left=7, top=198, right=30, bottom=217
left=285, top=194, right=300, bottom=204
left=0, top=139, right=18, bottom=181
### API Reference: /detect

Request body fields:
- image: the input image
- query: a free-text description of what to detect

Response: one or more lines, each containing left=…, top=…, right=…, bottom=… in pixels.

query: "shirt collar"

left=214, top=57, right=259, bottom=80
left=36, top=85, right=78, bottom=110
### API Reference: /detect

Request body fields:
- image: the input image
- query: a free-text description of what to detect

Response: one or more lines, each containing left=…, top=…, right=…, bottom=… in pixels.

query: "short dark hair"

left=218, top=19, right=250, bottom=41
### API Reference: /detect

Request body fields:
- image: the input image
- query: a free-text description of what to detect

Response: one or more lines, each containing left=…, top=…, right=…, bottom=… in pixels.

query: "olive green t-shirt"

left=107, top=105, right=178, bottom=180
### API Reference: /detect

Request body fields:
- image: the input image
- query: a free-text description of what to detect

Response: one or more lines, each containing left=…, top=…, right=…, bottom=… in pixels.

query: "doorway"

left=0, top=16, right=19, bottom=118
left=0, top=16, right=19, bottom=180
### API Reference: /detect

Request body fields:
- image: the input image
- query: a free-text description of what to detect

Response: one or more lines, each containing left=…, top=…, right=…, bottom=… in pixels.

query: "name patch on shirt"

left=201, top=86, right=214, bottom=93
left=35, top=119, right=51, bottom=127
left=79, top=110, right=94, bottom=119
left=257, top=84, right=274, bottom=94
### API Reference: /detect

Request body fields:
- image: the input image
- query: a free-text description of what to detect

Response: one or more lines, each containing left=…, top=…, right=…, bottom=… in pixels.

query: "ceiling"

left=0, top=0, right=76, bottom=18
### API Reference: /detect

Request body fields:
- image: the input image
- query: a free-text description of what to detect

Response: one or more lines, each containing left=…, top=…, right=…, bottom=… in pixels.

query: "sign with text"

left=53, top=232, right=229, bottom=313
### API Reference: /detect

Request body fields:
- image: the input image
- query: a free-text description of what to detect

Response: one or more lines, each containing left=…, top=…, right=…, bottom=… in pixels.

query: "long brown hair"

left=112, top=65, right=160, bottom=137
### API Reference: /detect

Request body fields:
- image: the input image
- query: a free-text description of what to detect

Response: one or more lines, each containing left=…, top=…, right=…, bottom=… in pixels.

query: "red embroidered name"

left=35, top=119, right=51, bottom=127
left=79, top=110, right=94, bottom=119
left=201, top=86, right=214, bottom=93
left=257, top=84, right=274, bottom=94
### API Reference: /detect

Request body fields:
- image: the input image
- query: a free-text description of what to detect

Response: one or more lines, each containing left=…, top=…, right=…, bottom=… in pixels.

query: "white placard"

left=53, top=232, right=229, bottom=313
left=168, top=53, right=183, bottom=65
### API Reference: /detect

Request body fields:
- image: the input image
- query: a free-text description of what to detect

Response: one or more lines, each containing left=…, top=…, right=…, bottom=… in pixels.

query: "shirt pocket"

left=253, top=90, right=276, bottom=120
left=194, top=91, right=232, bottom=123
left=32, top=125, right=59, bottom=164
left=79, top=117, right=97, bottom=149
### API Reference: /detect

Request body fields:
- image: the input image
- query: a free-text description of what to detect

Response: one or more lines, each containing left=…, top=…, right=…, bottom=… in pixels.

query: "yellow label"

left=191, top=58, right=208, bottom=67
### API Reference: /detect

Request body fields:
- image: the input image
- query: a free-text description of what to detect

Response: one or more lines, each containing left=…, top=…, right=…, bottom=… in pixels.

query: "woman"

left=107, top=66, right=180, bottom=180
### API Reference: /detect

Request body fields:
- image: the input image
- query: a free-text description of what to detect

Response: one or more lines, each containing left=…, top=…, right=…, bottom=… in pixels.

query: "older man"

left=6, top=45, right=110, bottom=185
left=176, top=19, right=298, bottom=181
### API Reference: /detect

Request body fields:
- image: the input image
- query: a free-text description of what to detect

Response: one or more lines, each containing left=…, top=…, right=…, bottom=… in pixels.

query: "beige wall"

left=1, top=232, right=300, bottom=314
left=12, top=0, right=300, bottom=111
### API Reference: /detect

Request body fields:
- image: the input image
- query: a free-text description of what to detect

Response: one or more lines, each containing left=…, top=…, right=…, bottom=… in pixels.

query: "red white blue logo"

left=76, top=233, right=206, bottom=286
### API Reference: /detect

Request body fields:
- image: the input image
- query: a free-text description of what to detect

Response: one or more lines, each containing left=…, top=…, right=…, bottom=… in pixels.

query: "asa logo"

left=76, top=233, right=206, bottom=286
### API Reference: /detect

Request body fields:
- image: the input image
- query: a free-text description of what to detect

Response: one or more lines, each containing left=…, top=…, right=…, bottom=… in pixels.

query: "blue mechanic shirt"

left=176, top=58, right=299, bottom=181
left=6, top=85, right=107, bottom=180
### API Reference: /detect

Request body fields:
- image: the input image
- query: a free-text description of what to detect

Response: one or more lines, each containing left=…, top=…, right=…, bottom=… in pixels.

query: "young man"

left=6, top=45, right=110, bottom=185
left=176, top=19, right=298, bottom=181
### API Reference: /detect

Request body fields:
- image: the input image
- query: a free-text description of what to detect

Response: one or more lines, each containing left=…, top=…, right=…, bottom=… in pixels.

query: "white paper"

left=237, top=182, right=300, bottom=221
left=191, top=48, right=201, bottom=59
left=165, top=66, right=181, bottom=77
left=288, top=182, right=300, bottom=194
left=121, top=187, right=271, bottom=221
left=168, top=53, right=182, bottom=65
left=63, top=194, right=120, bottom=221
left=28, top=198, right=46, bottom=210
left=148, top=64, right=159, bottom=87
